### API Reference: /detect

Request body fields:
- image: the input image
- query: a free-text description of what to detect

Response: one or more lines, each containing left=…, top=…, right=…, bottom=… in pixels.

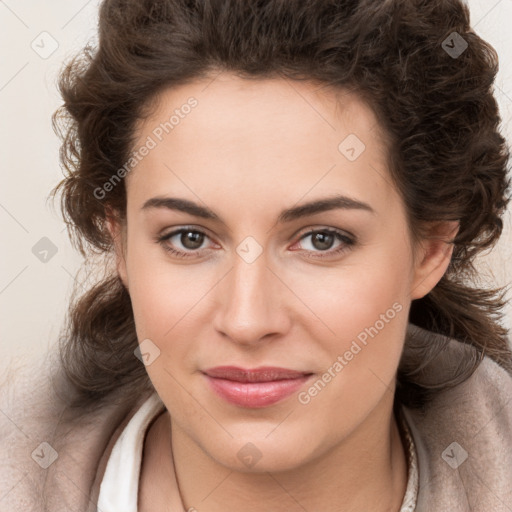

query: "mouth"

left=202, top=366, right=314, bottom=408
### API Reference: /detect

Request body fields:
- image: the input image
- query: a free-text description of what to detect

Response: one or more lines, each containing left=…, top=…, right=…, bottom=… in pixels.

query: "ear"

left=410, top=220, right=459, bottom=300
left=105, top=207, right=129, bottom=290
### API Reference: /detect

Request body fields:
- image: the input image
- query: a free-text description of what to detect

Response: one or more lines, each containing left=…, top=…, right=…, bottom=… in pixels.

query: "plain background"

left=1, top=0, right=511, bottom=377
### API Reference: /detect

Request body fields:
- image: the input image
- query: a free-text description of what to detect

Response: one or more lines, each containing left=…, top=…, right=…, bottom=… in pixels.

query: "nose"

left=212, top=250, right=291, bottom=347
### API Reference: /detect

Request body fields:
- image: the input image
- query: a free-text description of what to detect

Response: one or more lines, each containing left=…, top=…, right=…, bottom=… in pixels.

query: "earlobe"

left=409, top=221, right=459, bottom=300
left=105, top=208, right=129, bottom=290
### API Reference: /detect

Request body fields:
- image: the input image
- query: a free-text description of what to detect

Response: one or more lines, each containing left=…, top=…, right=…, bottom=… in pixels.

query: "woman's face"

left=112, top=72, right=451, bottom=472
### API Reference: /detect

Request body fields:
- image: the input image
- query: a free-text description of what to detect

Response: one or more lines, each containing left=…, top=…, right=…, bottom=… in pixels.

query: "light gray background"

left=1, top=0, right=511, bottom=377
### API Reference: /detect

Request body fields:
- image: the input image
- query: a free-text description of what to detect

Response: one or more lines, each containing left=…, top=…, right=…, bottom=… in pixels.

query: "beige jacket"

left=1, top=324, right=512, bottom=511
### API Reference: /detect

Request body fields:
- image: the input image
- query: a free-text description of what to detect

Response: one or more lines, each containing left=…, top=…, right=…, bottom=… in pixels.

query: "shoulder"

left=0, top=353, right=63, bottom=509
left=0, top=349, right=150, bottom=511
left=402, top=324, right=512, bottom=511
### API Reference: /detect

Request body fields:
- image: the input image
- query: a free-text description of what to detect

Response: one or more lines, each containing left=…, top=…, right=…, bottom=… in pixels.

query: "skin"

left=107, top=72, right=457, bottom=511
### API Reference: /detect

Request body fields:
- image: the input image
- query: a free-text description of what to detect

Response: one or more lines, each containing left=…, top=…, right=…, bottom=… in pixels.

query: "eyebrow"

left=141, top=194, right=375, bottom=224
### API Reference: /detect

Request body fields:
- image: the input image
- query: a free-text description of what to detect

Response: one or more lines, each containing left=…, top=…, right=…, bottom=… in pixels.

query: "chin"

left=204, top=434, right=317, bottom=474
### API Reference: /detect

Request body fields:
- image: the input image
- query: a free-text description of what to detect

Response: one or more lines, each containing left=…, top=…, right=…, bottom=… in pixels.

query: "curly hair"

left=50, top=0, right=512, bottom=412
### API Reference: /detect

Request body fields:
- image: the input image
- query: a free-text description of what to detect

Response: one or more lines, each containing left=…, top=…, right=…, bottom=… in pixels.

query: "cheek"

left=285, top=238, right=412, bottom=401
left=126, top=258, right=203, bottom=401
left=125, top=235, right=205, bottom=335
left=286, top=240, right=411, bottom=342
left=291, top=263, right=409, bottom=439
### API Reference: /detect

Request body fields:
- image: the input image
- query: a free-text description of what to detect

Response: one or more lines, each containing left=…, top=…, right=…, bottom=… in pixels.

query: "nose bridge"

left=213, top=247, right=288, bottom=344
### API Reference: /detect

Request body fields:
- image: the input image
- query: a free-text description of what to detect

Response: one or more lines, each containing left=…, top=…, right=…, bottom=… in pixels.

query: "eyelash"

left=156, top=227, right=355, bottom=260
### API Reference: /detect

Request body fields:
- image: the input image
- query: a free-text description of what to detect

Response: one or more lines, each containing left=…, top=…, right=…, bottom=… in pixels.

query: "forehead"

left=127, top=73, right=396, bottom=216
left=134, top=73, right=384, bottom=150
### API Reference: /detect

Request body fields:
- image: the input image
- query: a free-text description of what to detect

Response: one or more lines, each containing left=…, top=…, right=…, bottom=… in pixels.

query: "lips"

left=204, top=366, right=311, bottom=382
left=202, top=366, right=313, bottom=408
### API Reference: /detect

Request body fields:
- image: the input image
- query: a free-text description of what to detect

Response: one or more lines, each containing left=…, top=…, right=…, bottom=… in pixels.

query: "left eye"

left=292, top=228, right=355, bottom=258
left=297, top=230, right=346, bottom=251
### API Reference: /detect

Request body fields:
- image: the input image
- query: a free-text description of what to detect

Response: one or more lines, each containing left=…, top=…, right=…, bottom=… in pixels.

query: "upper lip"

left=203, top=366, right=312, bottom=383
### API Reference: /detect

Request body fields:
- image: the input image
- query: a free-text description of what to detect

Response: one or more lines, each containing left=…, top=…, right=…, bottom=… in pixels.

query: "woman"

left=1, top=0, right=512, bottom=510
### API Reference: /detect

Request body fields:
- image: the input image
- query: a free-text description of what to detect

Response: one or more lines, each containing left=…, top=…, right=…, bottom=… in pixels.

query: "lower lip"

left=204, top=374, right=312, bottom=408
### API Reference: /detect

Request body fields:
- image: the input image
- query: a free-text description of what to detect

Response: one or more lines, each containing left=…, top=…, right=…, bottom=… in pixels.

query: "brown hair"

left=51, top=0, right=512, bottom=412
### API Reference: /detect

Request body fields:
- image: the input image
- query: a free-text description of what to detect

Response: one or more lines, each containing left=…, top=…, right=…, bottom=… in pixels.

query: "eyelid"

left=158, top=224, right=212, bottom=239
left=293, top=225, right=355, bottom=242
